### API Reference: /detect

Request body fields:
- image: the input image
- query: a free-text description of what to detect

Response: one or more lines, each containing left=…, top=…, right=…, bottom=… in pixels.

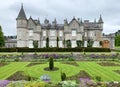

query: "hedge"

left=0, top=47, right=111, bottom=52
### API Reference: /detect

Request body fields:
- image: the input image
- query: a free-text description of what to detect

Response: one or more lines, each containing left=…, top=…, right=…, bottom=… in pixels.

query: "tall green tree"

left=76, top=40, right=82, bottom=47
left=0, top=26, right=5, bottom=47
left=57, top=36, right=59, bottom=48
left=33, top=40, right=38, bottom=48
left=66, top=40, right=71, bottom=48
left=63, top=39, right=65, bottom=48
left=46, top=37, right=49, bottom=48
left=115, top=35, right=120, bottom=46
left=87, top=39, right=94, bottom=47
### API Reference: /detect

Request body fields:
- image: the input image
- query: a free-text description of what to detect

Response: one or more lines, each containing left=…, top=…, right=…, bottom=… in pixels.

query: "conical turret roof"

left=16, top=4, right=27, bottom=20
left=98, top=15, right=103, bottom=23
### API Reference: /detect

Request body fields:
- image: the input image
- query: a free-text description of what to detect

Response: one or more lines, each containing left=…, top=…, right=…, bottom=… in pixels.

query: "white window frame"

left=29, top=30, right=33, bottom=36
left=90, top=31, right=94, bottom=37
left=85, top=32, right=87, bottom=37
left=50, top=41, right=56, bottom=47
left=19, top=31, right=22, bottom=37
left=50, top=30, right=55, bottom=36
left=29, top=40, right=33, bottom=48
left=43, top=41, right=46, bottom=47
left=59, top=31, right=63, bottom=37
left=43, top=31, right=46, bottom=36
left=59, top=41, right=63, bottom=47
left=72, top=30, right=76, bottom=36
left=72, top=40, right=76, bottom=48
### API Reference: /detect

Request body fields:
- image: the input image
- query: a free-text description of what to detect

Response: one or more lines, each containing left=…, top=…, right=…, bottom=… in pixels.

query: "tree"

left=87, top=39, right=94, bottom=47
left=46, top=37, right=49, bottom=48
left=49, top=57, right=54, bottom=70
left=76, top=40, right=82, bottom=47
left=99, top=41, right=103, bottom=46
left=66, top=40, right=71, bottom=48
left=57, top=36, right=59, bottom=48
left=63, top=39, right=65, bottom=48
left=61, top=72, right=66, bottom=81
left=33, top=40, right=38, bottom=48
left=115, top=35, right=120, bottom=46
left=0, top=26, right=5, bottom=47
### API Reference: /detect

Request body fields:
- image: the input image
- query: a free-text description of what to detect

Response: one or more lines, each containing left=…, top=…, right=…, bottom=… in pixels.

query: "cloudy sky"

left=0, top=0, right=120, bottom=36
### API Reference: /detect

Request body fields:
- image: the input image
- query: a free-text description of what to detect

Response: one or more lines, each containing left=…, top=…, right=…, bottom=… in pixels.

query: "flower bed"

left=98, top=62, right=120, bottom=66
left=114, top=70, right=120, bottom=74
left=0, top=62, right=8, bottom=67
left=7, top=71, right=37, bottom=81
left=61, top=61, right=79, bottom=66
left=0, top=80, right=10, bottom=87
left=26, top=62, right=46, bottom=67
left=67, top=70, right=92, bottom=80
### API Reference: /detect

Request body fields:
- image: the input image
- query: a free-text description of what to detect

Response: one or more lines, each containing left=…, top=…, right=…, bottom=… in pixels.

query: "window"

left=18, top=31, right=22, bottom=37
left=72, top=40, right=76, bottom=48
left=59, top=31, right=63, bottom=36
left=50, top=41, right=56, bottom=47
left=50, top=30, right=55, bottom=36
left=29, top=30, right=33, bottom=36
left=43, top=41, right=46, bottom=47
left=72, top=30, right=76, bottom=36
left=85, top=32, right=87, bottom=37
left=29, top=40, right=33, bottom=48
left=43, top=31, right=46, bottom=36
left=90, top=31, right=94, bottom=37
left=59, top=41, right=63, bottom=47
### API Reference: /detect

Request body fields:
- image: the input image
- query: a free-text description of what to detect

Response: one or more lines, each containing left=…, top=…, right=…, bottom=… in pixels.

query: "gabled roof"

left=16, top=4, right=27, bottom=20
left=69, top=17, right=80, bottom=25
left=28, top=16, right=37, bottom=25
left=36, top=18, right=41, bottom=26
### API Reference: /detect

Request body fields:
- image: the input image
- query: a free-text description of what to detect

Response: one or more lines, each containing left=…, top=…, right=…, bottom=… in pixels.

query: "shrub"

left=61, top=72, right=66, bottom=81
left=49, top=58, right=54, bottom=70
left=27, top=76, right=31, bottom=81
left=0, top=47, right=111, bottom=52
left=68, top=58, right=75, bottom=61
left=61, top=81, right=77, bottom=87
left=14, top=58, right=19, bottom=62
left=0, top=48, right=16, bottom=52
left=95, top=76, right=101, bottom=82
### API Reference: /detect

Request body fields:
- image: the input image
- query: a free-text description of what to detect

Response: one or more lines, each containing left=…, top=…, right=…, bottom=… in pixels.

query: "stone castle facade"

left=16, top=5, right=115, bottom=49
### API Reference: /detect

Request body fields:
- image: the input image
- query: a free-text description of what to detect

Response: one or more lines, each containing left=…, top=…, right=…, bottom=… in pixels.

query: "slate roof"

left=41, top=23, right=64, bottom=30
left=16, top=4, right=27, bottom=20
left=98, top=15, right=103, bottom=23
left=83, top=22, right=99, bottom=29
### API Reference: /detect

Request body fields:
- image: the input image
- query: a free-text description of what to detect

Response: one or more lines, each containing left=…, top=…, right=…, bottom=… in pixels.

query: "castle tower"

left=98, top=15, right=104, bottom=29
left=35, top=18, right=41, bottom=48
left=16, top=4, right=28, bottom=47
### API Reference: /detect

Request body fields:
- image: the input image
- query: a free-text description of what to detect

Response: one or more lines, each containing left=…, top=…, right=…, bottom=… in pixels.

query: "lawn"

left=1, top=61, right=120, bottom=82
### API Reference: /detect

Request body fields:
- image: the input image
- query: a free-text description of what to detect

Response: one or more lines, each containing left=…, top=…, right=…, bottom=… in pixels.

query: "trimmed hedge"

left=0, top=48, right=16, bottom=52
left=0, top=47, right=111, bottom=52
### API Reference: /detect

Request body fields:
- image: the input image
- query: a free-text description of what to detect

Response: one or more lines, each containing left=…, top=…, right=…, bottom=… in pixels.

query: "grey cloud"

left=1, top=0, right=120, bottom=35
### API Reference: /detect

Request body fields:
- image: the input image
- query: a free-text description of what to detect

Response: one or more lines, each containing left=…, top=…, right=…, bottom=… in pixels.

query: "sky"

left=0, top=0, right=120, bottom=36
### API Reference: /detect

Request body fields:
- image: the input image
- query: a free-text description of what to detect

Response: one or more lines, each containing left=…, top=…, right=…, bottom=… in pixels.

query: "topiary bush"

left=95, top=76, right=102, bottom=82
left=49, top=57, right=54, bottom=70
left=61, top=72, right=66, bottom=81
left=14, top=58, right=19, bottom=62
left=0, top=47, right=111, bottom=52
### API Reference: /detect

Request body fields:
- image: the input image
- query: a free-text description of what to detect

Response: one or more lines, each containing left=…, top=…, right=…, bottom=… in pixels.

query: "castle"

left=15, top=5, right=115, bottom=49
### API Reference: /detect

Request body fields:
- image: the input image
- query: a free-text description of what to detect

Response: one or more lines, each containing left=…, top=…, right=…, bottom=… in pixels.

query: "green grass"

left=1, top=61, right=120, bottom=82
